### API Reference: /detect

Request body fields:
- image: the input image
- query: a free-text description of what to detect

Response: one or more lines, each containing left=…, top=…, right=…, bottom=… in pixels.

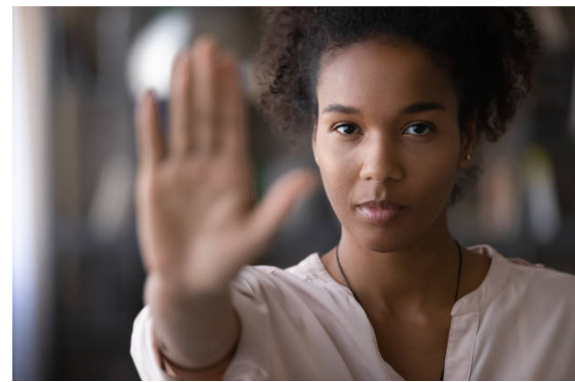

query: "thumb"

left=247, top=168, right=318, bottom=245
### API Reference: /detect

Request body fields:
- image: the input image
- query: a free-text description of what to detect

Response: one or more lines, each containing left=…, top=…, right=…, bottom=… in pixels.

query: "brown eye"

left=335, top=123, right=358, bottom=135
left=404, top=123, right=434, bottom=136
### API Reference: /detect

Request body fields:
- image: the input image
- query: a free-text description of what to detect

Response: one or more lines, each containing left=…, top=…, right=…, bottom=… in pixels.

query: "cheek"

left=398, top=153, right=459, bottom=241
left=408, top=149, right=459, bottom=204
left=317, top=149, right=359, bottom=217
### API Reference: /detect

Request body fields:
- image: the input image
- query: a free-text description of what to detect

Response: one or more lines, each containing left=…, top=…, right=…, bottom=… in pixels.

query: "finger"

left=247, top=169, right=318, bottom=245
left=213, top=50, right=232, bottom=153
left=191, top=36, right=218, bottom=153
left=220, top=52, right=248, bottom=161
left=168, top=52, right=192, bottom=156
left=218, top=51, right=254, bottom=201
left=135, top=90, right=166, bottom=168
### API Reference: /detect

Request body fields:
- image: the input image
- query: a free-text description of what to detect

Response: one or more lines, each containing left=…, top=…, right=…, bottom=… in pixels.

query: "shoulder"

left=231, top=251, right=329, bottom=296
left=482, top=245, right=575, bottom=315
left=505, top=256, right=575, bottom=300
left=460, top=245, right=575, bottom=316
left=470, top=244, right=575, bottom=297
left=468, top=246, right=575, bottom=378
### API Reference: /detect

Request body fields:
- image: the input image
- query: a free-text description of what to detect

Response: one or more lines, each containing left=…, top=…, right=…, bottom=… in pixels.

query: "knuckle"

left=166, top=157, right=204, bottom=179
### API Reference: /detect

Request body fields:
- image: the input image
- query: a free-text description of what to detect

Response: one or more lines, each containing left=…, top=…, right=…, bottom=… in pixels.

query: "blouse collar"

left=298, top=244, right=512, bottom=316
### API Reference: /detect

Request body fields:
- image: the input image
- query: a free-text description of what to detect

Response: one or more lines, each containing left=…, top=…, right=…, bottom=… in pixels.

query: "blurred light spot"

left=126, top=10, right=193, bottom=100
left=87, top=154, right=134, bottom=243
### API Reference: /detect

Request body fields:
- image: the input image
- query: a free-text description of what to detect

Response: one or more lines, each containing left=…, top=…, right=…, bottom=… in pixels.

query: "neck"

left=336, top=209, right=461, bottom=316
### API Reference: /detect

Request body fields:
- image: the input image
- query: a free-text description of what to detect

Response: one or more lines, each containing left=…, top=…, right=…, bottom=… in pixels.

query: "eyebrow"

left=321, top=104, right=363, bottom=116
left=321, top=101, right=446, bottom=115
left=401, top=102, right=446, bottom=114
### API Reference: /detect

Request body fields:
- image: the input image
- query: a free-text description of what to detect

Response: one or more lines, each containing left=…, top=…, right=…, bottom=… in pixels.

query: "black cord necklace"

left=335, top=240, right=463, bottom=381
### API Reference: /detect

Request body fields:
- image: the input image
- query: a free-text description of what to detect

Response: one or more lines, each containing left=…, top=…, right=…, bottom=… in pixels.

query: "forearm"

left=144, top=273, right=240, bottom=369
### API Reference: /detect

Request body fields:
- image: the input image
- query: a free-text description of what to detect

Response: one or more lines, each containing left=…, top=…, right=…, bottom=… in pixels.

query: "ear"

left=459, top=117, right=476, bottom=168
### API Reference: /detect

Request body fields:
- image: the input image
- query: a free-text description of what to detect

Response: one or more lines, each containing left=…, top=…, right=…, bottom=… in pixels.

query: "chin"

left=346, top=209, right=438, bottom=254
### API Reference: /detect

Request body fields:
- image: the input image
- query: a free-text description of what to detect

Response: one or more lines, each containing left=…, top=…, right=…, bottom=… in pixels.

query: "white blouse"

left=131, top=245, right=575, bottom=380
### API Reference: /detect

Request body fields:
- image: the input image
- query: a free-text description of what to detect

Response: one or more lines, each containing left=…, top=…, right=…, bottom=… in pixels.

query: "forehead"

left=316, top=40, right=457, bottom=113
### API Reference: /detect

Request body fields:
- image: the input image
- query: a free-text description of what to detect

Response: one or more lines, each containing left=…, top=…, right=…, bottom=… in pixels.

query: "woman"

left=130, top=7, right=575, bottom=380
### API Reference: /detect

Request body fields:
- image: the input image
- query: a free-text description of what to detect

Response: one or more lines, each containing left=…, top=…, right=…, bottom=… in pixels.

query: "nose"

left=358, top=136, right=404, bottom=182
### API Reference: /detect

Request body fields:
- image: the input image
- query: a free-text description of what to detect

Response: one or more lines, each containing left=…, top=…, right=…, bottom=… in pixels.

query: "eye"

left=334, top=123, right=359, bottom=135
left=404, top=122, right=435, bottom=136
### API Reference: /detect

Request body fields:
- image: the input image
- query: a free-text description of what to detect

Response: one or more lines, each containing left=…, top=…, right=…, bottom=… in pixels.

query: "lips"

left=356, top=199, right=407, bottom=225
left=358, top=200, right=406, bottom=209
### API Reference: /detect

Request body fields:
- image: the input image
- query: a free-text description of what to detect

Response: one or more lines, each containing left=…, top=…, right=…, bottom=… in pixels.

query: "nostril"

left=359, top=161, right=404, bottom=183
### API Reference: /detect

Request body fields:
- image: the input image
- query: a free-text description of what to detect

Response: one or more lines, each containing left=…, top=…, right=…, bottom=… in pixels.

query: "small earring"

left=314, top=156, right=319, bottom=162
left=465, top=154, right=472, bottom=160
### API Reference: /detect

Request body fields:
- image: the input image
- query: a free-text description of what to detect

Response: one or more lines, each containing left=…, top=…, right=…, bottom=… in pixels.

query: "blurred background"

left=12, top=6, right=575, bottom=380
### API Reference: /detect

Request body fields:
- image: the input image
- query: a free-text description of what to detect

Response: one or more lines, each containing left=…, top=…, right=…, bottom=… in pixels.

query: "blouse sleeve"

left=130, top=305, right=177, bottom=381
left=129, top=268, right=272, bottom=381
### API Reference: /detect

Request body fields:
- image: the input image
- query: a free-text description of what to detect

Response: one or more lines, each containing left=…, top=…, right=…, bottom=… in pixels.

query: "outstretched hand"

left=134, top=37, right=318, bottom=294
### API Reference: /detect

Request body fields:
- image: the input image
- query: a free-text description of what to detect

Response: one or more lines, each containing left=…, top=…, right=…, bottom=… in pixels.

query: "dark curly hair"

left=254, top=7, right=541, bottom=204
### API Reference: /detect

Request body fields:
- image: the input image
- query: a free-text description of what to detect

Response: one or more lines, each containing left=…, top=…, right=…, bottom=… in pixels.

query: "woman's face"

left=312, top=39, right=473, bottom=252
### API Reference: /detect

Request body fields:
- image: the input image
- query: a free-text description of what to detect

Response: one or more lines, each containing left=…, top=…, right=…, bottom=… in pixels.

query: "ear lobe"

left=460, top=118, right=477, bottom=167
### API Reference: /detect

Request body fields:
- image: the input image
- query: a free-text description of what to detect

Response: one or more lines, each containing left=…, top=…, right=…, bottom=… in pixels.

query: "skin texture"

left=311, top=40, right=489, bottom=380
